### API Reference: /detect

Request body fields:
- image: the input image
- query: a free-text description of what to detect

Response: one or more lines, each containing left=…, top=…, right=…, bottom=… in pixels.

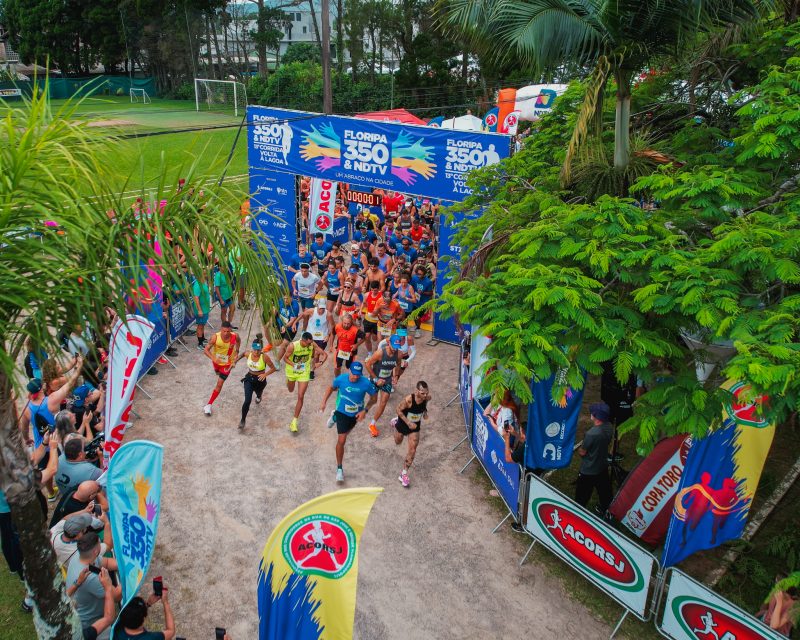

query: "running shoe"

left=289, top=417, right=298, bottom=433
left=399, top=471, right=410, bottom=487
left=238, top=419, right=245, bottom=430
left=336, top=468, right=344, bottom=482
left=414, top=329, right=422, bottom=339
left=326, top=410, right=336, bottom=429
left=196, top=342, right=205, bottom=350
left=166, top=347, right=179, bottom=357
left=255, top=395, right=262, bottom=404
left=157, top=356, right=168, bottom=365
left=46, top=487, right=59, bottom=503
left=203, top=404, right=212, bottom=416
left=310, top=370, right=315, bottom=380
left=368, top=421, right=379, bottom=437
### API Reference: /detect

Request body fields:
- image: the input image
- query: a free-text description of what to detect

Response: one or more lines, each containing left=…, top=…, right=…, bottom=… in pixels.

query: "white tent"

left=440, top=114, right=484, bottom=132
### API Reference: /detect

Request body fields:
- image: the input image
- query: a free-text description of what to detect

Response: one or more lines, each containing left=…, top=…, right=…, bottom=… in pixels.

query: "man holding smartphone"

left=116, top=581, right=176, bottom=639
left=66, top=532, right=122, bottom=637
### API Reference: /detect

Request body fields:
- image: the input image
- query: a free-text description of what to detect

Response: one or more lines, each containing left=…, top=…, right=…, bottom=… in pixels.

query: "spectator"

left=487, top=390, right=519, bottom=435
left=24, top=336, right=49, bottom=380
left=50, top=512, right=109, bottom=571
left=192, top=271, right=211, bottom=350
left=503, top=423, right=526, bottom=465
left=56, top=436, right=102, bottom=495
left=575, top=402, right=614, bottom=516
left=115, top=587, right=176, bottom=640
left=66, top=532, right=122, bottom=635
left=78, top=567, right=116, bottom=640
left=50, top=480, right=104, bottom=528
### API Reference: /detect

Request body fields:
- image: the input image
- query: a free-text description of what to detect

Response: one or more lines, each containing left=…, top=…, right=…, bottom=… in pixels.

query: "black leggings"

left=0, top=512, right=23, bottom=578
left=242, top=374, right=268, bottom=420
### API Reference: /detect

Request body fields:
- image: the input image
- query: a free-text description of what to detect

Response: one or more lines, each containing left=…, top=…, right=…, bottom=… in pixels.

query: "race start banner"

left=104, top=315, right=155, bottom=464
left=107, top=441, right=163, bottom=616
left=525, top=474, right=657, bottom=618
left=248, top=106, right=511, bottom=201
left=257, top=488, right=382, bottom=640
left=525, top=370, right=586, bottom=470
left=308, top=178, right=339, bottom=236
left=472, top=399, right=521, bottom=516
left=610, top=434, right=692, bottom=546
left=661, top=380, right=775, bottom=567
left=250, top=169, right=297, bottom=273
left=658, top=569, right=786, bottom=640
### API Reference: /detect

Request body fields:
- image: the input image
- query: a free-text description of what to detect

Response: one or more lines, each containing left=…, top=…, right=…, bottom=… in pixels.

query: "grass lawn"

left=0, top=568, right=35, bottom=639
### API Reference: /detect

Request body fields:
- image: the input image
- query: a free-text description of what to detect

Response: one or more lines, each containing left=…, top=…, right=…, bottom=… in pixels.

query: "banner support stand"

left=458, top=455, right=476, bottom=474
left=450, top=434, right=468, bottom=451
left=443, top=392, right=460, bottom=408
left=426, top=337, right=440, bottom=347
left=160, top=354, right=177, bottom=370
left=609, top=610, right=628, bottom=639
left=519, top=538, right=536, bottom=566
left=135, top=383, right=153, bottom=399
left=491, top=512, right=511, bottom=534
left=130, top=409, right=140, bottom=419
left=174, top=336, right=191, bottom=353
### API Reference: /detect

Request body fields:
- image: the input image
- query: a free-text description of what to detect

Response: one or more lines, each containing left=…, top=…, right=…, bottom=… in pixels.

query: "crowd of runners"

left=200, top=184, right=440, bottom=487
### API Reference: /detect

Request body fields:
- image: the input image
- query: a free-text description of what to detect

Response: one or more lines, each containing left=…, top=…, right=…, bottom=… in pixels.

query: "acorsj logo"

left=485, top=113, right=498, bottom=127
left=533, top=499, right=643, bottom=592
left=282, top=514, right=356, bottom=580
left=672, top=597, right=773, bottom=640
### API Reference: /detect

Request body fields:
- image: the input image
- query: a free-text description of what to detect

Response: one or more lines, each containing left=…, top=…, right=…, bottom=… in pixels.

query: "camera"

left=84, top=432, right=104, bottom=460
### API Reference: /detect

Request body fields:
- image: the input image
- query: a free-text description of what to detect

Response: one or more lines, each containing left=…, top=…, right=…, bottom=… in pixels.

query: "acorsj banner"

left=472, top=399, right=521, bottom=516
left=250, top=169, right=297, bottom=272
left=248, top=106, right=511, bottom=201
left=525, top=475, right=656, bottom=618
left=525, top=369, right=586, bottom=470
left=309, top=178, right=338, bottom=236
left=107, top=441, right=163, bottom=609
left=104, top=315, right=155, bottom=464
left=659, top=569, right=785, bottom=640
left=662, top=380, right=775, bottom=567
left=609, top=434, right=692, bottom=546
left=257, top=488, right=382, bottom=640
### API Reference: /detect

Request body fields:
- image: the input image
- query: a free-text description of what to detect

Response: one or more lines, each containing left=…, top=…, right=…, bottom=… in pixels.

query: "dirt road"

left=128, top=310, right=610, bottom=639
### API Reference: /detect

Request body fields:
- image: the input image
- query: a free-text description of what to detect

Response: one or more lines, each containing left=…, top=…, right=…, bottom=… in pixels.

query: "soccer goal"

left=194, top=78, right=247, bottom=117
left=129, top=88, right=151, bottom=104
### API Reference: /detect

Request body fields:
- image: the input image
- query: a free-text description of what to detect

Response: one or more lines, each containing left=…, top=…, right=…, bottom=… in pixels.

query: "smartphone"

left=503, top=420, right=510, bottom=432
left=215, top=628, right=226, bottom=640
left=87, top=565, right=101, bottom=575
left=93, top=503, right=102, bottom=517
left=153, top=577, right=163, bottom=597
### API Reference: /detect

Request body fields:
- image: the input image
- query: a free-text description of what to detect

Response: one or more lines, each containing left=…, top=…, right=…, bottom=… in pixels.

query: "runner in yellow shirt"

left=282, top=332, right=327, bottom=433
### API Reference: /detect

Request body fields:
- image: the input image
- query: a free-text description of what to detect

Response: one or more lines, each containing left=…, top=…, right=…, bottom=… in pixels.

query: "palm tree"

left=0, top=88, right=282, bottom=638
left=438, top=0, right=761, bottom=180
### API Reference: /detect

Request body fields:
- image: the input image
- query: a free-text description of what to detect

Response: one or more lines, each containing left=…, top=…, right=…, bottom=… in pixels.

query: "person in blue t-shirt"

left=352, top=227, right=378, bottom=245
left=274, top=295, right=301, bottom=358
left=396, top=237, right=418, bottom=265
left=319, top=361, right=377, bottom=483
left=411, top=265, right=434, bottom=338
left=309, top=233, right=333, bottom=274
left=288, top=244, right=311, bottom=274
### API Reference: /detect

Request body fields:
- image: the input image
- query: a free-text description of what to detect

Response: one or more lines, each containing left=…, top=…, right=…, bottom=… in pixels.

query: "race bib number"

left=399, top=300, right=410, bottom=311
left=337, top=349, right=351, bottom=361
left=330, top=286, right=341, bottom=294
left=379, top=369, right=392, bottom=378
left=344, top=403, right=360, bottom=414
left=293, top=361, right=307, bottom=373
left=299, top=285, right=311, bottom=296
left=312, top=330, right=324, bottom=339
left=364, top=311, right=378, bottom=322
left=379, top=324, right=392, bottom=337
left=407, top=412, right=422, bottom=423
left=217, top=354, right=230, bottom=365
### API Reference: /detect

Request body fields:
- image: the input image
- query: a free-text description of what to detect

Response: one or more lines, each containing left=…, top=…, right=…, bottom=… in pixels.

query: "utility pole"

left=321, top=0, right=333, bottom=114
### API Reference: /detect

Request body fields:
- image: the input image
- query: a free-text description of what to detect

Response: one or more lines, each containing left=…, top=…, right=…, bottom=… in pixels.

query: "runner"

left=363, top=335, right=402, bottom=437
left=379, top=326, right=415, bottom=377
left=301, top=299, right=334, bottom=377
left=283, top=332, right=327, bottom=433
left=375, top=289, right=403, bottom=342
left=291, top=263, right=322, bottom=328
left=202, top=321, right=241, bottom=416
left=336, top=279, right=362, bottom=320
left=374, top=243, right=394, bottom=274
left=361, top=281, right=384, bottom=356
left=236, top=334, right=277, bottom=430
left=274, top=294, right=301, bottom=360
left=392, top=380, right=431, bottom=487
left=323, top=261, right=345, bottom=315
left=410, top=265, right=434, bottom=338
left=319, top=361, right=378, bottom=482
left=309, top=232, right=333, bottom=275
left=332, top=313, right=366, bottom=376
left=364, top=258, right=387, bottom=291
left=393, top=273, right=418, bottom=317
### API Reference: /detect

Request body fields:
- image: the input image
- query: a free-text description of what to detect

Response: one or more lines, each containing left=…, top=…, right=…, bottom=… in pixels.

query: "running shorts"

left=334, top=411, right=358, bottom=434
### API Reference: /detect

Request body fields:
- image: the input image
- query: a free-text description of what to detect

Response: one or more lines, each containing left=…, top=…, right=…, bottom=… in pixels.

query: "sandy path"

left=127, top=309, right=610, bottom=639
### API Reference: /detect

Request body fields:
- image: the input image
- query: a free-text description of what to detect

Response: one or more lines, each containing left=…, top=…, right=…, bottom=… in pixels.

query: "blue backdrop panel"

left=433, top=211, right=463, bottom=344
left=247, top=107, right=511, bottom=201
left=250, top=170, right=297, bottom=274
left=472, top=398, right=521, bottom=516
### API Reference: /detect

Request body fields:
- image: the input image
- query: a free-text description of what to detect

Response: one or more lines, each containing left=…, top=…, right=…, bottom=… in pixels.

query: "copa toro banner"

left=247, top=106, right=511, bottom=200
left=309, top=178, right=339, bottom=236
left=658, top=569, right=785, bottom=640
left=104, top=315, right=155, bottom=464
left=250, top=169, right=297, bottom=272
left=471, top=399, right=521, bottom=516
left=107, top=440, right=163, bottom=611
left=257, top=488, right=382, bottom=640
left=525, top=475, right=657, bottom=618
left=525, top=370, right=586, bottom=470
left=609, top=434, right=692, bottom=546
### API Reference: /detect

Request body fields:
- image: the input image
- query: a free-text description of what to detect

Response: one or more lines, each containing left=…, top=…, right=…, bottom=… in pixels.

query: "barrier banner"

left=658, top=569, right=785, bottom=640
left=472, top=399, right=521, bottom=516
left=661, top=380, right=775, bottom=567
left=433, top=211, right=464, bottom=344
left=459, top=333, right=472, bottom=430
left=167, top=287, right=195, bottom=343
left=309, top=177, right=338, bottom=236
left=525, top=475, right=656, bottom=618
left=104, top=315, right=155, bottom=463
left=248, top=106, right=511, bottom=200
left=332, top=213, right=350, bottom=244
left=257, top=488, right=382, bottom=640
left=609, top=434, right=692, bottom=545
left=137, top=295, right=167, bottom=380
left=250, top=169, right=297, bottom=273
left=525, top=370, right=586, bottom=470
left=107, top=440, right=163, bottom=612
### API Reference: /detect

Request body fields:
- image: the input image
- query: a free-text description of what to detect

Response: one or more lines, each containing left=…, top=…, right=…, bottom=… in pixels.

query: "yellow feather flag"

left=257, top=487, right=383, bottom=640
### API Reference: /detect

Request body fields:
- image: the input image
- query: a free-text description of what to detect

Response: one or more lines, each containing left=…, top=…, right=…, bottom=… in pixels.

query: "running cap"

left=316, top=298, right=327, bottom=308
left=396, top=327, right=407, bottom=337
left=350, top=361, right=363, bottom=375
left=389, top=335, right=403, bottom=348
left=64, top=514, right=103, bottom=537
left=589, top=402, right=611, bottom=423
left=300, top=262, right=311, bottom=269
left=348, top=266, right=359, bottom=273
left=27, top=379, right=43, bottom=394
